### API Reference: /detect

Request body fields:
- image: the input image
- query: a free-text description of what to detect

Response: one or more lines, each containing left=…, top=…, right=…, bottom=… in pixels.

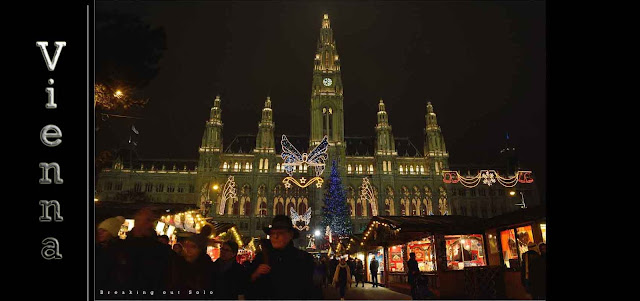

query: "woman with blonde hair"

left=332, top=257, right=352, bottom=300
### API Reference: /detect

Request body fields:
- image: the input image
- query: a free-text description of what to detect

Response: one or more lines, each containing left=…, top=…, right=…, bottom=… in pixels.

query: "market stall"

left=481, top=205, right=546, bottom=299
left=360, top=215, right=486, bottom=298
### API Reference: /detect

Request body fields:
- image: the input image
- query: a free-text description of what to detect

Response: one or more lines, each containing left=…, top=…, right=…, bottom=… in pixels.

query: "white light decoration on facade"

left=443, top=170, right=533, bottom=188
left=218, top=175, right=237, bottom=215
left=281, top=134, right=329, bottom=188
left=361, top=177, right=378, bottom=216
left=290, top=207, right=312, bottom=231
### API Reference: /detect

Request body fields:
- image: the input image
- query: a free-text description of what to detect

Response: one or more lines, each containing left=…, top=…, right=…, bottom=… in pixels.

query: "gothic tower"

left=199, top=95, right=224, bottom=171
left=255, top=96, right=275, bottom=153
left=310, top=14, right=346, bottom=168
left=424, top=102, right=449, bottom=174
left=375, top=99, right=396, bottom=155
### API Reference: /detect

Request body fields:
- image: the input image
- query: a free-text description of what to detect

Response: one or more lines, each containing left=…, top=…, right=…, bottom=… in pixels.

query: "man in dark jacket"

left=212, top=240, right=248, bottom=300
left=246, top=215, right=321, bottom=299
left=407, top=252, right=420, bottom=299
left=370, top=257, right=379, bottom=287
left=111, top=207, right=173, bottom=291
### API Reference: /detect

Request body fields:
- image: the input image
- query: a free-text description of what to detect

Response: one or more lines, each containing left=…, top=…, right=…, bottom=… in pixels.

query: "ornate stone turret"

left=424, top=102, right=449, bottom=174
left=375, top=99, right=396, bottom=155
left=255, top=96, right=275, bottom=153
left=199, top=95, right=224, bottom=171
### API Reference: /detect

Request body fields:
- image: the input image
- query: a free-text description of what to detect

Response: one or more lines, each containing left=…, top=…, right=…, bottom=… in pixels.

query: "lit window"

left=445, top=234, right=486, bottom=270
left=383, top=161, right=387, bottom=172
left=259, top=159, right=264, bottom=171
left=369, top=164, right=374, bottom=174
left=264, top=159, right=269, bottom=172
left=234, top=162, right=239, bottom=171
left=223, top=162, right=228, bottom=171
left=348, top=164, right=352, bottom=174
left=399, top=165, right=404, bottom=174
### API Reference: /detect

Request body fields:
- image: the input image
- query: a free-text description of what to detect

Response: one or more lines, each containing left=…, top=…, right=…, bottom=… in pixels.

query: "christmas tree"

left=321, top=160, right=353, bottom=239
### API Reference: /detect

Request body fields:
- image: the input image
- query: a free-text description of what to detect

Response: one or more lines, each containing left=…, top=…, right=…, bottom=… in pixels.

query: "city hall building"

left=96, top=14, right=541, bottom=239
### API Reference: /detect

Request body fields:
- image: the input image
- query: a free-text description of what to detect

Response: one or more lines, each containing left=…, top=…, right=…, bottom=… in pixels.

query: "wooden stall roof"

left=482, top=205, right=546, bottom=230
left=204, top=218, right=237, bottom=236
left=363, top=215, right=486, bottom=246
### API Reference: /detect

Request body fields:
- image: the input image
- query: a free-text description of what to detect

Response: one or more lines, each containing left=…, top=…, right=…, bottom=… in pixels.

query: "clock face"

left=323, top=78, right=333, bottom=86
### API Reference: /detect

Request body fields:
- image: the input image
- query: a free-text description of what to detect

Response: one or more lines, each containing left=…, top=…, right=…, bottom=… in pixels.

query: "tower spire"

left=256, top=96, right=275, bottom=153
left=376, top=99, right=396, bottom=155
left=424, top=101, right=448, bottom=173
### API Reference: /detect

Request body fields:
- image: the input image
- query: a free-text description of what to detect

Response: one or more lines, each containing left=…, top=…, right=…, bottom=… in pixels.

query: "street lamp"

left=314, top=229, right=321, bottom=237
left=510, top=190, right=527, bottom=209
left=212, top=184, right=219, bottom=191
left=114, top=90, right=123, bottom=98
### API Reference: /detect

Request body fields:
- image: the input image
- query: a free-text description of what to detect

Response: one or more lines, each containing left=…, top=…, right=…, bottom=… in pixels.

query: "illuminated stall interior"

left=360, top=215, right=486, bottom=287
left=482, top=205, right=546, bottom=269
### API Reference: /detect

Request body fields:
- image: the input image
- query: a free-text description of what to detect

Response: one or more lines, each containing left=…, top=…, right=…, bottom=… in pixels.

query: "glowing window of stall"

left=388, top=244, right=406, bottom=272
left=540, top=224, right=546, bottom=242
left=516, top=225, right=535, bottom=256
left=500, top=229, right=519, bottom=268
left=445, top=234, right=486, bottom=270
left=207, top=245, right=220, bottom=262
left=406, top=236, right=437, bottom=272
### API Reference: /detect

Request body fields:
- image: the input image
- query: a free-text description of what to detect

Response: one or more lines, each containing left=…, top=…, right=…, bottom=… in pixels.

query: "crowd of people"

left=96, top=209, right=380, bottom=300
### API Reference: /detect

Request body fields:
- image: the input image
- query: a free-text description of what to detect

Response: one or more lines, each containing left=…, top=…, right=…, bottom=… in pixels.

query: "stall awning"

left=362, top=215, right=485, bottom=246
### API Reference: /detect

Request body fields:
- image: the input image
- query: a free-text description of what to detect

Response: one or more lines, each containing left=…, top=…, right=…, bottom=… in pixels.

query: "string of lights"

left=218, top=175, right=237, bottom=215
left=443, top=170, right=533, bottom=188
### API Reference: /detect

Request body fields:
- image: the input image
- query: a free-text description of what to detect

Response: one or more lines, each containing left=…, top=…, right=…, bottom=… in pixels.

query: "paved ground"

left=322, top=284, right=412, bottom=300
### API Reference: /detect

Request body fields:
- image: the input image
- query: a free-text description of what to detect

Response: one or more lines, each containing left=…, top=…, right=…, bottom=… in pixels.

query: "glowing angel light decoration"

left=281, top=135, right=329, bottom=188
left=218, top=176, right=237, bottom=215
left=290, top=207, right=312, bottom=231
left=361, top=177, right=378, bottom=216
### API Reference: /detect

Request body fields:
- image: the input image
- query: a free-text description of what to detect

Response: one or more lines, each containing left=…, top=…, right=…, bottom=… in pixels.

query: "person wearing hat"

left=95, top=216, right=125, bottom=291
left=246, top=215, right=321, bottom=300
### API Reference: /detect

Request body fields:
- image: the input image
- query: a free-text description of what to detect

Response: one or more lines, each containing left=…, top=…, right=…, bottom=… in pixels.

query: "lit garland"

left=360, top=177, right=378, bottom=216
left=283, top=176, right=324, bottom=189
left=442, top=170, right=533, bottom=188
left=281, top=134, right=328, bottom=188
left=290, top=207, right=312, bottom=231
left=218, top=175, right=237, bottom=215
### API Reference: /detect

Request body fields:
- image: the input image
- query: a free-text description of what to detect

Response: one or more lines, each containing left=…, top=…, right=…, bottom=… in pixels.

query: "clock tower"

left=310, top=14, right=346, bottom=168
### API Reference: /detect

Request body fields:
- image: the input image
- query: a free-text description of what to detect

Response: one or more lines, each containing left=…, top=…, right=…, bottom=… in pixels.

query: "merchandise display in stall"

left=445, top=234, right=486, bottom=270
left=407, top=237, right=437, bottom=272
left=500, top=229, right=519, bottom=268
left=388, top=245, right=405, bottom=272
left=540, top=223, right=546, bottom=242
left=516, top=226, right=534, bottom=255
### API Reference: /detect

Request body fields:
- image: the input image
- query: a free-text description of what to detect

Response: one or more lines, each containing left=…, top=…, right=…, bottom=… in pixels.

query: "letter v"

left=36, top=41, right=67, bottom=71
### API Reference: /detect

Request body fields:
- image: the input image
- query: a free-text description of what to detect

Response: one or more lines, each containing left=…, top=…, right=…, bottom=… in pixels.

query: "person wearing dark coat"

left=211, top=240, right=249, bottom=300
left=246, top=215, right=321, bottom=300
left=529, top=243, right=546, bottom=300
left=95, top=216, right=125, bottom=292
left=354, top=259, right=365, bottom=287
left=110, top=208, right=174, bottom=291
left=407, top=253, right=420, bottom=299
left=370, top=257, right=380, bottom=287
left=347, top=257, right=356, bottom=287
left=520, top=243, right=540, bottom=296
left=166, top=232, right=215, bottom=296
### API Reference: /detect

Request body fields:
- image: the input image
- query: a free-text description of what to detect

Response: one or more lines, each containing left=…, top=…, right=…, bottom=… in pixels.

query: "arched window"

left=401, top=203, right=406, bottom=216
left=298, top=201, right=307, bottom=214
left=232, top=199, right=239, bottom=215
left=259, top=159, right=264, bottom=171
left=383, top=161, right=387, bottom=172
left=348, top=164, right=352, bottom=174
left=223, top=162, right=228, bottom=171
left=286, top=200, right=295, bottom=216
left=399, top=165, right=404, bottom=174
left=276, top=163, right=281, bottom=172
left=369, top=164, right=374, bottom=174
left=234, top=162, right=239, bottom=171
left=387, top=161, right=392, bottom=173
left=264, top=159, right=269, bottom=172
left=244, top=200, right=252, bottom=216
left=420, top=165, right=425, bottom=174
left=410, top=202, right=417, bottom=216
left=275, top=201, right=284, bottom=215
left=410, top=165, right=415, bottom=175
left=259, top=202, right=267, bottom=216
left=356, top=201, right=363, bottom=217
left=245, top=162, right=251, bottom=171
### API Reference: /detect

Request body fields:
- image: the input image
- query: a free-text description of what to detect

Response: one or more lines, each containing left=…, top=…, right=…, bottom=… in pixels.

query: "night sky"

left=96, top=1, right=546, bottom=196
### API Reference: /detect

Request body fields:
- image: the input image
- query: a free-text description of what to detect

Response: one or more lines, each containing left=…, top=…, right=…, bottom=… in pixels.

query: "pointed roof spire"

left=378, top=98, right=386, bottom=112
left=264, top=96, right=272, bottom=109
left=427, top=101, right=434, bottom=114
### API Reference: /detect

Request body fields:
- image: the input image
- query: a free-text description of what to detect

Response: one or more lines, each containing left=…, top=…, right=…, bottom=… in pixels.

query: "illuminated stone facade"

left=97, top=14, right=540, bottom=239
